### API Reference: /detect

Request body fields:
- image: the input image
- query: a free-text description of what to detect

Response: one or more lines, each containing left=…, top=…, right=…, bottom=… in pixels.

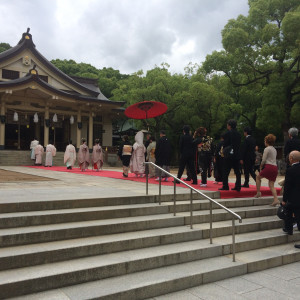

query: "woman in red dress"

left=254, top=134, right=279, bottom=206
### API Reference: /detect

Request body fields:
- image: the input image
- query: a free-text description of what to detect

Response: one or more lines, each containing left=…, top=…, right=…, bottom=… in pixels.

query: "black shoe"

left=191, top=181, right=198, bottom=185
left=294, top=244, right=300, bottom=249
left=183, top=177, right=191, bottom=181
left=231, top=187, right=241, bottom=192
left=242, top=184, right=249, bottom=188
left=219, top=187, right=229, bottom=191
left=173, top=179, right=180, bottom=184
left=283, top=228, right=293, bottom=235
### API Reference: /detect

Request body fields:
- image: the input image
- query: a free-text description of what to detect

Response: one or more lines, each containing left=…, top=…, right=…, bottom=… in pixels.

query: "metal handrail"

left=144, top=161, right=242, bottom=262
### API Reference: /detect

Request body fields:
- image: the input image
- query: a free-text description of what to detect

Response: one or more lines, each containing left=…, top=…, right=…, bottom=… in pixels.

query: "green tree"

left=98, top=67, right=129, bottom=98
left=51, top=59, right=128, bottom=99
left=0, top=42, right=11, bottom=53
left=203, top=0, right=300, bottom=139
left=112, top=64, right=190, bottom=137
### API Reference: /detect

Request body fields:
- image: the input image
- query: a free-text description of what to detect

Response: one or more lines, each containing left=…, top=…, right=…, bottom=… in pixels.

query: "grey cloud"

left=0, top=0, right=249, bottom=74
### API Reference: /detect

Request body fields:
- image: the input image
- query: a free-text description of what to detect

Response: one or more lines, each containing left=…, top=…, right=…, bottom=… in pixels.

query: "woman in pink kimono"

left=130, top=131, right=146, bottom=177
left=45, top=141, right=56, bottom=167
left=92, top=139, right=103, bottom=171
left=78, top=138, right=90, bottom=171
left=34, top=143, right=44, bottom=166
left=64, top=140, right=76, bottom=170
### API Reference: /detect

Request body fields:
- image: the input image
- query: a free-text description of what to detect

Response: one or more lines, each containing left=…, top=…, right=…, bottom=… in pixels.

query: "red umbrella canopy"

left=124, top=101, right=168, bottom=120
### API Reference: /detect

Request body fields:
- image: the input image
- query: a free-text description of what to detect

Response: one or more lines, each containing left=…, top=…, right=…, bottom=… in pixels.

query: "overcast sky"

left=0, top=0, right=249, bottom=75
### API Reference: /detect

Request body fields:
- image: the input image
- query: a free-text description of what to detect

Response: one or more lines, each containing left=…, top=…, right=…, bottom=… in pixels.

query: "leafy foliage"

left=0, top=42, right=11, bottom=53
left=50, top=59, right=129, bottom=99
left=203, top=0, right=300, bottom=140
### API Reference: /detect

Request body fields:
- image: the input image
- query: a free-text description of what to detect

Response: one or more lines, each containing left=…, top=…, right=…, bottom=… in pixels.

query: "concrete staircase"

left=0, top=193, right=300, bottom=299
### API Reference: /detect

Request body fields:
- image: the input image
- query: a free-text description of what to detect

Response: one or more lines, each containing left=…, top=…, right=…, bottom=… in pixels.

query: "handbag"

left=277, top=204, right=288, bottom=220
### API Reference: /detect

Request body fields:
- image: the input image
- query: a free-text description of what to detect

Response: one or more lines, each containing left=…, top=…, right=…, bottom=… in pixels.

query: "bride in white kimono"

left=130, top=131, right=146, bottom=177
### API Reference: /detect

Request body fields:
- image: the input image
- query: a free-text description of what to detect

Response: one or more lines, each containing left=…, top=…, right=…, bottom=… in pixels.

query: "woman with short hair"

left=254, top=134, right=279, bottom=206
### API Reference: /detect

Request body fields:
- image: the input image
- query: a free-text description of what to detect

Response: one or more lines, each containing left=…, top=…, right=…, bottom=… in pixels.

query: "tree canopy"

left=203, top=0, right=300, bottom=138
left=50, top=59, right=129, bottom=99
left=0, top=42, right=11, bottom=53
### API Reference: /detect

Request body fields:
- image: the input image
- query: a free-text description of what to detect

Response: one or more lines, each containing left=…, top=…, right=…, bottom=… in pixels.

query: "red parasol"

left=124, top=101, right=168, bottom=120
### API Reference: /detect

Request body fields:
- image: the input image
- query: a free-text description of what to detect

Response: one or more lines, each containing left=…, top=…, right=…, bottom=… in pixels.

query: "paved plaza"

left=1, top=166, right=298, bottom=300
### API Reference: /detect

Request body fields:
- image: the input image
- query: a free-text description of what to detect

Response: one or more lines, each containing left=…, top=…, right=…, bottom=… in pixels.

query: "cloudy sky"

left=0, top=0, right=249, bottom=75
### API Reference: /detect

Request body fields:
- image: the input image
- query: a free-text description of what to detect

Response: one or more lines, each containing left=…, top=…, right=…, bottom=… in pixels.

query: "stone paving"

left=152, top=261, right=300, bottom=300
left=1, top=165, right=296, bottom=300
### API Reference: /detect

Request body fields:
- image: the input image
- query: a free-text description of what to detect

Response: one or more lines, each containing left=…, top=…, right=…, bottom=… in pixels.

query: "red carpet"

left=25, top=166, right=280, bottom=199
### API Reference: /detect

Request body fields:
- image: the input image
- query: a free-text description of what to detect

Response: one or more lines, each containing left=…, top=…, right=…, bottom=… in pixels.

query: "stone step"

left=0, top=150, right=119, bottom=167
left=0, top=195, right=157, bottom=213
left=0, top=197, right=276, bottom=228
left=1, top=233, right=299, bottom=299
left=0, top=191, right=222, bottom=213
left=0, top=203, right=169, bottom=228
left=16, top=242, right=299, bottom=300
left=0, top=216, right=283, bottom=270
left=0, top=206, right=278, bottom=247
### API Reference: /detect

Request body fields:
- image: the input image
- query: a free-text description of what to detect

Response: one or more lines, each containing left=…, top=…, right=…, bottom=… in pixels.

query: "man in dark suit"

left=219, top=119, right=241, bottom=191
left=282, top=151, right=300, bottom=239
left=175, top=125, right=197, bottom=185
left=155, top=130, right=172, bottom=181
left=240, top=127, right=256, bottom=187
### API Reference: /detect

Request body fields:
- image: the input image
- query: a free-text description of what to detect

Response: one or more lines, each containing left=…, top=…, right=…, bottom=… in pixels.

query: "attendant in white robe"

left=64, top=140, right=76, bottom=169
left=30, top=138, right=39, bottom=161
left=45, top=142, right=56, bottom=167
left=78, top=138, right=90, bottom=171
left=92, top=139, right=104, bottom=171
left=130, top=131, right=146, bottom=177
left=34, top=143, right=44, bottom=165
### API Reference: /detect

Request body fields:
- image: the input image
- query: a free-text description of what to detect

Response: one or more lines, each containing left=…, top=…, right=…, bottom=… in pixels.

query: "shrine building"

left=0, top=29, right=125, bottom=152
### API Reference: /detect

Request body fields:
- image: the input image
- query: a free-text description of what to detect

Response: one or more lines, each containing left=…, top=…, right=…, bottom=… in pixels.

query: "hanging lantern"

left=33, top=113, right=38, bottom=123
left=13, top=112, right=18, bottom=122
left=53, top=113, right=58, bottom=122
left=70, top=115, right=74, bottom=124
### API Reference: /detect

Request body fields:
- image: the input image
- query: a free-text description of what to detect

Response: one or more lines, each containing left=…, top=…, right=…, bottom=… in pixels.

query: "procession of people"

left=28, top=124, right=298, bottom=206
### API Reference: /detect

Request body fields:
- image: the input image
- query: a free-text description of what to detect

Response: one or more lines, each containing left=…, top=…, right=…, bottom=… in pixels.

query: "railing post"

left=232, top=218, right=236, bottom=262
left=159, top=176, right=161, bottom=205
left=210, top=201, right=213, bottom=244
left=173, top=180, right=176, bottom=216
left=190, top=189, right=193, bottom=229
left=146, top=172, right=149, bottom=195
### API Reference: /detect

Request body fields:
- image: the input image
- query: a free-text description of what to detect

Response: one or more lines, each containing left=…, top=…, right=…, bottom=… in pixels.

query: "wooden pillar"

left=0, top=100, right=5, bottom=149
left=44, top=106, right=49, bottom=146
left=76, top=109, right=81, bottom=149
left=88, top=112, right=93, bottom=148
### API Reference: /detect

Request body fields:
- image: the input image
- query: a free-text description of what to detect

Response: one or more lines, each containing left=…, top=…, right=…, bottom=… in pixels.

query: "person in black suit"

left=219, top=119, right=241, bottom=191
left=175, top=125, right=197, bottom=185
left=284, top=127, right=300, bottom=166
left=282, top=151, right=300, bottom=237
left=240, top=127, right=256, bottom=187
left=155, top=130, right=172, bottom=181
